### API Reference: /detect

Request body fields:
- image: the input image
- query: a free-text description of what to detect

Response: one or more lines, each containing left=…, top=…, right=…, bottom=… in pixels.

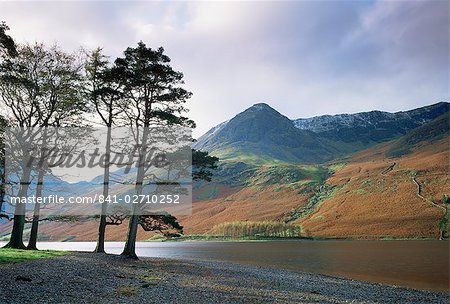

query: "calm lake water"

left=2, top=240, right=448, bottom=292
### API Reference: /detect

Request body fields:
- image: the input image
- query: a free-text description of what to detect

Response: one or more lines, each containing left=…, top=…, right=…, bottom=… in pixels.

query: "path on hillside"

left=381, top=162, right=396, bottom=175
left=412, top=175, right=446, bottom=211
left=412, top=174, right=449, bottom=240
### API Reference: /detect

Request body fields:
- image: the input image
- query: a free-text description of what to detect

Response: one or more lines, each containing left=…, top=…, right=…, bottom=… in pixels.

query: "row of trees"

left=210, top=221, right=302, bottom=238
left=0, top=22, right=218, bottom=258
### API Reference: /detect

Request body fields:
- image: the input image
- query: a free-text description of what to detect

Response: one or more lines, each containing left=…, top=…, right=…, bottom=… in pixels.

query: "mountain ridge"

left=194, top=101, right=449, bottom=164
left=293, top=101, right=449, bottom=132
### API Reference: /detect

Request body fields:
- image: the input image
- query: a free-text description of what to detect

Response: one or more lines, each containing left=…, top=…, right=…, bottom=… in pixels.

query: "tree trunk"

left=27, top=127, right=49, bottom=250
left=0, top=180, right=5, bottom=216
left=121, top=127, right=150, bottom=259
left=26, top=168, right=44, bottom=250
left=95, top=126, right=112, bottom=253
left=0, top=131, right=5, bottom=216
left=121, top=214, right=139, bottom=259
left=95, top=215, right=107, bottom=253
left=0, top=155, right=5, bottom=215
left=4, top=167, right=32, bottom=249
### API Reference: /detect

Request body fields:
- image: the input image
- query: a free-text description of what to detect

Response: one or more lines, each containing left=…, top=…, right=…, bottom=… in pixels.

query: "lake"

left=1, top=240, right=448, bottom=292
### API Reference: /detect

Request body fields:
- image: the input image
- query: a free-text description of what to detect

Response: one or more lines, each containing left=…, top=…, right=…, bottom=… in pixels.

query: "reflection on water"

left=1, top=240, right=448, bottom=292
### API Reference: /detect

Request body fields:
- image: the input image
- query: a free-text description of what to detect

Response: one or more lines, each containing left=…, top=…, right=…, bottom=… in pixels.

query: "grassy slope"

left=0, top=248, right=66, bottom=264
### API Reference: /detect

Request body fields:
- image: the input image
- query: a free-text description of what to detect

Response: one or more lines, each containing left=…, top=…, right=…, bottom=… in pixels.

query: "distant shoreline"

left=0, top=235, right=444, bottom=243
left=153, top=234, right=442, bottom=242
left=0, top=252, right=448, bottom=303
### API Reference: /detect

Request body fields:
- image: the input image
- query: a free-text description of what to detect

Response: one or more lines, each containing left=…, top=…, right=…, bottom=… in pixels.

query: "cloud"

left=1, top=1, right=448, bottom=137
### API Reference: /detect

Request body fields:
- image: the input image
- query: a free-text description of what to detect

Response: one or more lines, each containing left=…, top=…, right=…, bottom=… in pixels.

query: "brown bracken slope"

left=180, top=136, right=449, bottom=239
left=298, top=137, right=448, bottom=239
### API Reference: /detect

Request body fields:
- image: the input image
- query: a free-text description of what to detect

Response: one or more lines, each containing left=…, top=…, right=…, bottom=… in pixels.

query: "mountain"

left=195, top=102, right=449, bottom=164
left=194, top=103, right=338, bottom=164
left=184, top=113, right=450, bottom=238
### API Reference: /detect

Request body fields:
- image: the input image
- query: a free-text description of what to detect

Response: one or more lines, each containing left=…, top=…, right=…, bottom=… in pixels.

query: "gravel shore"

left=0, top=252, right=448, bottom=303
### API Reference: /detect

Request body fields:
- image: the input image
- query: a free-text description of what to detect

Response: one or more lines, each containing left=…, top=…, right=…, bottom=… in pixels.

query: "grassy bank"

left=0, top=248, right=67, bottom=264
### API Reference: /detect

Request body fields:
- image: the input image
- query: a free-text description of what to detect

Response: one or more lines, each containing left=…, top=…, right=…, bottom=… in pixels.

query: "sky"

left=1, top=1, right=449, bottom=138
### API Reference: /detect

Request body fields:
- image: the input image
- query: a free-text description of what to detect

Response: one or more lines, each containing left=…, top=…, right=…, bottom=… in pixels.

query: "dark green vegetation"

left=0, top=248, right=66, bottom=264
left=138, top=212, right=184, bottom=238
left=0, top=22, right=17, bottom=57
left=83, top=43, right=200, bottom=257
left=194, top=102, right=449, bottom=164
left=192, top=150, right=219, bottom=182
left=247, top=164, right=329, bottom=188
left=283, top=183, right=341, bottom=223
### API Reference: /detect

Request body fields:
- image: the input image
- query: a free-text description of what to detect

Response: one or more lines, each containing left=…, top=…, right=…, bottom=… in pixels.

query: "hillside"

left=187, top=113, right=449, bottom=238
left=298, top=141, right=448, bottom=239
left=187, top=112, right=449, bottom=238
left=0, top=103, right=448, bottom=241
left=297, top=113, right=449, bottom=238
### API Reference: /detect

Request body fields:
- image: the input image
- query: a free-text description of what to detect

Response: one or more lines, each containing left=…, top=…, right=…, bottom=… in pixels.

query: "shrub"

left=116, top=286, right=137, bottom=296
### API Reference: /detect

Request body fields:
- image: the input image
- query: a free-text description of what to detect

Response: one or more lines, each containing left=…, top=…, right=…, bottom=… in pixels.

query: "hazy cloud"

left=1, top=1, right=448, bottom=137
